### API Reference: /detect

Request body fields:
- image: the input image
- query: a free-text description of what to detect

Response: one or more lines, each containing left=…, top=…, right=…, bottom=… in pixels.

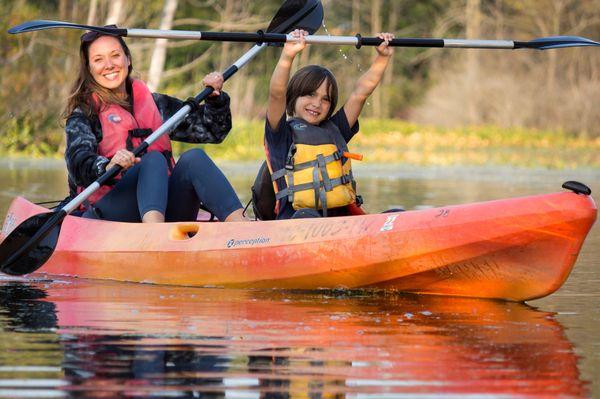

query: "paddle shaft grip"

left=199, top=31, right=287, bottom=44
left=357, top=36, right=444, bottom=48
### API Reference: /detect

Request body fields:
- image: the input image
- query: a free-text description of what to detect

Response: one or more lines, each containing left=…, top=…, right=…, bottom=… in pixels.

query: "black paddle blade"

left=267, top=0, right=323, bottom=34
left=517, top=36, right=600, bottom=50
left=8, top=20, right=127, bottom=36
left=0, top=211, right=65, bottom=276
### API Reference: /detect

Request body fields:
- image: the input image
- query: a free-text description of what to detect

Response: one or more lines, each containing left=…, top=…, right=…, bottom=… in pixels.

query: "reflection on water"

left=0, top=280, right=589, bottom=398
left=0, top=159, right=599, bottom=397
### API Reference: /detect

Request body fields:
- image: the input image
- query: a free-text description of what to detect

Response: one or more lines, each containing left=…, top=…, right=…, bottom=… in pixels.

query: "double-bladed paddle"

left=9, top=19, right=599, bottom=50
left=0, top=0, right=324, bottom=276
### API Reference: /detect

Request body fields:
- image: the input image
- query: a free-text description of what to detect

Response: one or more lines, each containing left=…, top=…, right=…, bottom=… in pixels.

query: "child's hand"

left=202, top=71, right=224, bottom=96
left=375, top=32, right=395, bottom=57
left=283, top=29, right=308, bottom=57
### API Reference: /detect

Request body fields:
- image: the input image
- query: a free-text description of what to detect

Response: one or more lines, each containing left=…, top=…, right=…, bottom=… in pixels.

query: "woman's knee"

left=178, top=148, right=212, bottom=168
left=141, top=151, right=168, bottom=168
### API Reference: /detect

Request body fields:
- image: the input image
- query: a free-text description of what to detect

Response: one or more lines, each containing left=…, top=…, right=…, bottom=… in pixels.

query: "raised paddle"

left=9, top=19, right=599, bottom=50
left=0, top=0, right=324, bottom=276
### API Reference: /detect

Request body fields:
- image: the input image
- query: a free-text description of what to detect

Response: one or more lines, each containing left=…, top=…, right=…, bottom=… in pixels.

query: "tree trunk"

left=87, top=0, right=98, bottom=26
left=370, top=0, right=382, bottom=118
left=382, top=1, right=399, bottom=118
left=352, top=0, right=360, bottom=33
left=105, top=0, right=125, bottom=25
left=465, top=0, right=481, bottom=124
left=147, top=0, right=179, bottom=92
left=218, top=0, right=235, bottom=71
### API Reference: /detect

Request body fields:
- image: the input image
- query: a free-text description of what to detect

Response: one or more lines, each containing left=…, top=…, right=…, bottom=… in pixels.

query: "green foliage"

left=0, top=0, right=598, bottom=162
left=172, top=118, right=600, bottom=169
left=1, top=113, right=62, bottom=157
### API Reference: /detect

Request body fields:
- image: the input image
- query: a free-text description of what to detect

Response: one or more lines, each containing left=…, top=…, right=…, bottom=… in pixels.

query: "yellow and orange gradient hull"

left=1, top=190, right=596, bottom=301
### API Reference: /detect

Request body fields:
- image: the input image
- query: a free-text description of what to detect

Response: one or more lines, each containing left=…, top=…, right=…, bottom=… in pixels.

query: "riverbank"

left=2, top=119, right=599, bottom=169
left=182, top=119, right=600, bottom=169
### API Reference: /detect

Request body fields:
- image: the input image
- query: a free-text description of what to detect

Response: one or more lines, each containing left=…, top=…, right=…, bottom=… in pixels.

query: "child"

left=265, top=29, right=394, bottom=219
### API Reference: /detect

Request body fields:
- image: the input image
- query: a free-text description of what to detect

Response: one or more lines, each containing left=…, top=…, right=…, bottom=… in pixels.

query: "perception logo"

left=108, top=114, right=122, bottom=123
left=227, top=237, right=271, bottom=248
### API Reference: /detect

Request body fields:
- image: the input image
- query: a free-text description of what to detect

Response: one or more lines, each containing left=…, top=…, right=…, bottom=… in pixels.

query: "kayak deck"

left=1, top=190, right=596, bottom=301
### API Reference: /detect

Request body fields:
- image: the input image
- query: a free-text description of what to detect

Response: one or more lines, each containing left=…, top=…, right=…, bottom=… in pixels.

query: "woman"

left=64, top=29, right=246, bottom=223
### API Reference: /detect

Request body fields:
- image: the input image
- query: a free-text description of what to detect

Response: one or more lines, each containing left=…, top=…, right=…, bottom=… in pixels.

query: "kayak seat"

left=251, top=161, right=277, bottom=221
left=291, top=208, right=322, bottom=219
left=382, top=208, right=405, bottom=213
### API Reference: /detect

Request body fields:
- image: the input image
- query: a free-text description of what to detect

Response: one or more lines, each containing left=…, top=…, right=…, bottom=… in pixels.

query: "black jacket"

left=65, top=91, right=232, bottom=195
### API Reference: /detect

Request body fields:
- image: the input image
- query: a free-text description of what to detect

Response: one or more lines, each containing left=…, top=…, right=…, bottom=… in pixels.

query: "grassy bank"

left=3, top=119, right=599, bottom=169
left=183, top=119, right=600, bottom=169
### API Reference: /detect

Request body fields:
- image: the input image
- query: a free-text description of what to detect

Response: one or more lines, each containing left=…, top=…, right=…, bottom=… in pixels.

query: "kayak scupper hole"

left=169, top=224, right=200, bottom=240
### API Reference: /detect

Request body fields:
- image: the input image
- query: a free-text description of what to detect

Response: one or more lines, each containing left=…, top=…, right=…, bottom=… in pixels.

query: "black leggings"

left=83, top=149, right=242, bottom=222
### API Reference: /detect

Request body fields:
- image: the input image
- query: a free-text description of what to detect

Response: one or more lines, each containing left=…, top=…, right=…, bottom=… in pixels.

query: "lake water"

left=0, top=159, right=598, bottom=398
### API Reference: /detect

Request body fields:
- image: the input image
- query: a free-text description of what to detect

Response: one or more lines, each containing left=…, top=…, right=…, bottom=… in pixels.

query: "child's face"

left=293, top=80, right=331, bottom=125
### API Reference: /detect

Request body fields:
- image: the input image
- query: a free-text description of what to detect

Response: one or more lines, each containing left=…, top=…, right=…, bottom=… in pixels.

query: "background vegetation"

left=1, top=0, right=599, bottom=167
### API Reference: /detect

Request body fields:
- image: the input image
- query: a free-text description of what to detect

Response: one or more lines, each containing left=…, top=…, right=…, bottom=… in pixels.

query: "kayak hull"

left=1, top=191, right=596, bottom=301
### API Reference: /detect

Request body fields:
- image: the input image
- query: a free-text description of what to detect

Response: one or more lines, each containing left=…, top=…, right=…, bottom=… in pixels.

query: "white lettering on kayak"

left=2, top=212, right=16, bottom=236
left=227, top=237, right=271, bottom=248
left=380, top=215, right=398, bottom=232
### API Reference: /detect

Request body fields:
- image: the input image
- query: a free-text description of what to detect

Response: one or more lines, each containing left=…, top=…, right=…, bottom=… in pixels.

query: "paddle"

left=0, top=0, right=324, bottom=276
left=9, top=19, right=598, bottom=50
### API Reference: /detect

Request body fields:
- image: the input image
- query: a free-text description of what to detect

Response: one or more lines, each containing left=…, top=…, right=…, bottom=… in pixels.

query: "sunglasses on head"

left=80, top=25, right=119, bottom=43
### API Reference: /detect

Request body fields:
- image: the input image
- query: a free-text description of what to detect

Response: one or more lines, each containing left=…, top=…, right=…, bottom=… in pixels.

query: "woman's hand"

left=283, top=29, right=308, bottom=58
left=203, top=71, right=224, bottom=96
left=106, top=149, right=140, bottom=171
left=375, top=32, right=395, bottom=57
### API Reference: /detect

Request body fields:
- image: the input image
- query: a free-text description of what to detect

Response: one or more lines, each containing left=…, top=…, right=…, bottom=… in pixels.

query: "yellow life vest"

left=270, top=118, right=358, bottom=216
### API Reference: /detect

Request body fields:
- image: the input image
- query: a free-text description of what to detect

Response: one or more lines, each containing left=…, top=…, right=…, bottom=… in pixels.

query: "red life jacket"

left=80, top=79, right=174, bottom=207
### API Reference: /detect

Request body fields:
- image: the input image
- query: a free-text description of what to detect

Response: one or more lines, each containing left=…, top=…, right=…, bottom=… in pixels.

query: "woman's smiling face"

left=87, top=35, right=130, bottom=94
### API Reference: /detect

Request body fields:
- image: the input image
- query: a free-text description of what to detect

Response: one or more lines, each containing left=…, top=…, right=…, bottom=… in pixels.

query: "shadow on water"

left=0, top=279, right=589, bottom=398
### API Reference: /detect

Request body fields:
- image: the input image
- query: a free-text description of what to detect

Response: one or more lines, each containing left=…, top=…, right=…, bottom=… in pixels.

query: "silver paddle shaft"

left=126, top=29, right=517, bottom=49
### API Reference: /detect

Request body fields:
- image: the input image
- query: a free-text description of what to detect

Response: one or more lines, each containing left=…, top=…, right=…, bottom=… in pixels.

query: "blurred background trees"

left=1, top=0, right=599, bottom=156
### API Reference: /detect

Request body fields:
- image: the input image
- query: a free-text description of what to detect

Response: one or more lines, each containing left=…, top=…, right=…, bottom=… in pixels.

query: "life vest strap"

left=126, top=128, right=153, bottom=151
left=274, top=173, right=353, bottom=202
left=271, top=151, right=342, bottom=182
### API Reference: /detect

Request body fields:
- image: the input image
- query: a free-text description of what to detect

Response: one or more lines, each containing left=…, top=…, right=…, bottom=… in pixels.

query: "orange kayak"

left=0, top=188, right=596, bottom=301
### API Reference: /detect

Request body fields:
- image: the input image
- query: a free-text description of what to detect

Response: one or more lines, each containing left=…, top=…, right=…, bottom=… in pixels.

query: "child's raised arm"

left=343, top=33, right=394, bottom=128
left=267, top=29, right=308, bottom=130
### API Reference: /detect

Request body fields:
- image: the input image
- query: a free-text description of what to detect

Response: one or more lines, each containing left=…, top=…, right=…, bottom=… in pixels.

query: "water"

left=0, top=159, right=598, bottom=398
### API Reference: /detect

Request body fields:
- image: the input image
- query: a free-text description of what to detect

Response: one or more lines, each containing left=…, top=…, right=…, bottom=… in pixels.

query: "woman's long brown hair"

left=62, top=33, right=134, bottom=119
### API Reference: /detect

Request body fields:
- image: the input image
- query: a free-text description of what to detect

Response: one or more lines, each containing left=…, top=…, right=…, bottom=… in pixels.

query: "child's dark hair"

left=286, top=65, right=338, bottom=120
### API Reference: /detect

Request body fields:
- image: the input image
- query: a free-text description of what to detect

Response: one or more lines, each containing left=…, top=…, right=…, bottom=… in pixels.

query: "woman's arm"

left=267, top=29, right=308, bottom=130
left=343, top=33, right=394, bottom=128
left=64, top=109, right=110, bottom=187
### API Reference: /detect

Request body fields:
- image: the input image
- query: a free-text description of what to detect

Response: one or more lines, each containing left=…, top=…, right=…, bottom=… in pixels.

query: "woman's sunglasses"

left=80, top=25, right=119, bottom=43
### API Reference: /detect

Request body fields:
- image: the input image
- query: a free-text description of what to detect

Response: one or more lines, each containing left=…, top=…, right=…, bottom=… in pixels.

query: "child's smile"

left=294, top=80, right=331, bottom=125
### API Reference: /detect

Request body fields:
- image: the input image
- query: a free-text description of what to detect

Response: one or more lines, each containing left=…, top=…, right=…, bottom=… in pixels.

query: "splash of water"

left=321, top=21, right=363, bottom=72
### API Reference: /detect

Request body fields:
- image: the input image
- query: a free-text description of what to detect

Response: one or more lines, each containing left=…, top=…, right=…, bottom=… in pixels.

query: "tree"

left=147, top=0, right=179, bottom=92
